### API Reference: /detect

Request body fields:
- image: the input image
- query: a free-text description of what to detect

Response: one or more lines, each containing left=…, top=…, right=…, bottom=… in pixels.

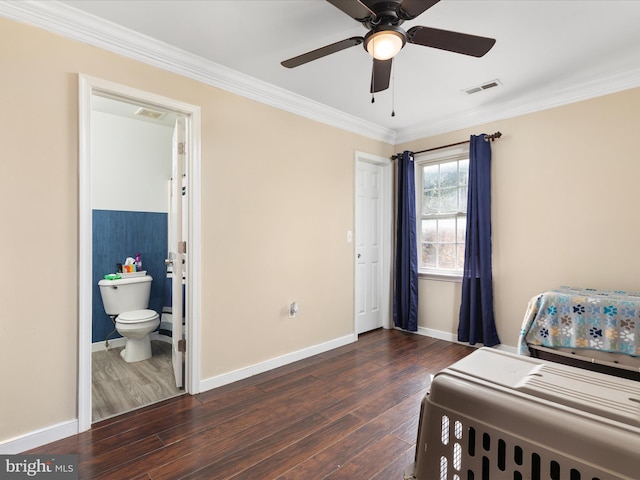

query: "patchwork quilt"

left=517, top=286, right=640, bottom=357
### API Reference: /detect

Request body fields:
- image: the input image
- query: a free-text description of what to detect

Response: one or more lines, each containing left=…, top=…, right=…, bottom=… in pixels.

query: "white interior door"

left=169, top=116, right=185, bottom=389
left=355, top=160, right=385, bottom=334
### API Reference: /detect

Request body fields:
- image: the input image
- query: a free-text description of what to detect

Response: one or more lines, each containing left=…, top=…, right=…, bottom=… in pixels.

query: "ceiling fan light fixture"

left=365, top=28, right=406, bottom=60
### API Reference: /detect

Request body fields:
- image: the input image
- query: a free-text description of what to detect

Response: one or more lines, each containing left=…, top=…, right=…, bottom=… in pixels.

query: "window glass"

left=440, top=161, right=458, bottom=188
left=422, top=219, right=437, bottom=243
left=416, top=148, right=469, bottom=276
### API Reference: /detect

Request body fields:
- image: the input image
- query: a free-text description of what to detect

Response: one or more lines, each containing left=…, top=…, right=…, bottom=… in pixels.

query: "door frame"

left=78, top=74, right=202, bottom=432
left=354, top=151, right=393, bottom=334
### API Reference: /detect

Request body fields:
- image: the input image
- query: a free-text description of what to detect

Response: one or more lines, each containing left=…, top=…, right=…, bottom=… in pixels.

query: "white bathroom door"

left=169, top=116, right=186, bottom=389
left=355, top=160, right=384, bottom=334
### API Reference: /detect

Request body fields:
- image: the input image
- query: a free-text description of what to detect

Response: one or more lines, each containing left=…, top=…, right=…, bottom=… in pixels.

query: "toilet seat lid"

left=117, top=309, right=159, bottom=324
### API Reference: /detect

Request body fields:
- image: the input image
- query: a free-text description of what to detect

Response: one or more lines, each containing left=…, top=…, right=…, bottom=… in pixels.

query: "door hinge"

left=178, top=339, right=186, bottom=352
left=178, top=142, right=186, bottom=155
left=178, top=240, right=187, bottom=254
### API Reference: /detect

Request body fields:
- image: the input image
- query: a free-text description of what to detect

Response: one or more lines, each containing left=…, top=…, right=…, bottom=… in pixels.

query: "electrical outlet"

left=289, top=301, right=299, bottom=318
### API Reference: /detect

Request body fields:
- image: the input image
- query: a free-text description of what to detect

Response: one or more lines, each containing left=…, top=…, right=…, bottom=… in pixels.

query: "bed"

left=517, top=286, right=640, bottom=380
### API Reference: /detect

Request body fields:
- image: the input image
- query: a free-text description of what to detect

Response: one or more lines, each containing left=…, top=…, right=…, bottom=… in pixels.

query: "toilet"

left=98, top=275, right=160, bottom=362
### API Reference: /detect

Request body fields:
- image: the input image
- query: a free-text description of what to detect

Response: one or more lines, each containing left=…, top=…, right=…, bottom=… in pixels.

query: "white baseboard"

left=4, top=334, right=355, bottom=453
left=415, top=326, right=516, bottom=352
left=0, top=420, right=78, bottom=454
left=415, top=326, right=458, bottom=343
left=7, top=329, right=513, bottom=454
left=91, top=337, right=126, bottom=352
left=199, top=333, right=357, bottom=393
left=91, top=332, right=171, bottom=353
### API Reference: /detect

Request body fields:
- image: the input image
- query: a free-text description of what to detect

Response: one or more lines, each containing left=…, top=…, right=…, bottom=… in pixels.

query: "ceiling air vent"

left=135, top=107, right=167, bottom=119
left=463, top=79, right=502, bottom=95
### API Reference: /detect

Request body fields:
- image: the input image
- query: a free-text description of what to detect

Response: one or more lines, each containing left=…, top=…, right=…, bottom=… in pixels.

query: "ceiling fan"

left=281, top=0, right=496, bottom=93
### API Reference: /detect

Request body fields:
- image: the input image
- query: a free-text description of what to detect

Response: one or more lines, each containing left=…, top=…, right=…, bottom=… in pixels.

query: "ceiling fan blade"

left=325, top=0, right=375, bottom=22
left=281, top=37, right=364, bottom=68
left=370, top=58, right=392, bottom=93
left=407, top=26, right=496, bottom=57
left=398, top=0, right=440, bottom=20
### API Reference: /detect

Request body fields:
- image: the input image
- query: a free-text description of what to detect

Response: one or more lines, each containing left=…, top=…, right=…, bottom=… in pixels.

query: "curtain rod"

left=391, top=131, right=502, bottom=160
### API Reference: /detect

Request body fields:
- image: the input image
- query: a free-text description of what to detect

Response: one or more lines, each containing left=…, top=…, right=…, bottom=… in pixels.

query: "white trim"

left=413, top=144, right=469, bottom=163
left=395, top=66, right=640, bottom=144
left=90, top=332, right=170, bottom=353
left=2, top=2, right=639, bottom=146
left=78, top=74, right=92, bottom=432
left=414, top=144, right=470, bottom=277
left=354, top=151, right=394, bottom=332
left=199, top=334, right=357, bottom=393
left=415, top=326, right=458, bottom=343
left=4, top=334, right=355, bottom=454
left=0, top=420, right=78, bottom=455
left=91, top=337, right=126, bottom=353
left=0, top=0, right=395, bottom=145
left=78, top=74, right=202, bottom=431
left=418, top=272, right=462, bottom=283
left=185, top=107, right=202, bottom=395
left=414, top=326, right=516, bottom=352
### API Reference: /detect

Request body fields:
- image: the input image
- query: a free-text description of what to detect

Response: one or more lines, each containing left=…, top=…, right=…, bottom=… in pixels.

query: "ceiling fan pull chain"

left=371, top=38, right=376, bottom=104
left=371, top=53, right=376, bottom=103
left=391, top=58, right=396, bottom=117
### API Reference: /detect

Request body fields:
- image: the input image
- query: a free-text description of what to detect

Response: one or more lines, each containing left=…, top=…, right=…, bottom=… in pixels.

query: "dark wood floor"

left=28, top=329, right=475, bottom=479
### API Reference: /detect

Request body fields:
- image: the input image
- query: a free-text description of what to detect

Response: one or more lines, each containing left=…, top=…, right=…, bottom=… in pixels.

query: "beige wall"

left=399, top=87, right=640, bottom=347
left=0, top=18, right=392, bottom=444
left=3, top=14, right=640, bottom=449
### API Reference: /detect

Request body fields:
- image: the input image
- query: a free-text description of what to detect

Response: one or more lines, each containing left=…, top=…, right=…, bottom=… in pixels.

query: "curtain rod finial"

left=484, top=131, right=502, bottom=142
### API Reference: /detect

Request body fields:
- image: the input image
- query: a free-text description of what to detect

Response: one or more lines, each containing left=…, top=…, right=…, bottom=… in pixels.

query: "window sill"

left=418, top=272, right=463, bottom=283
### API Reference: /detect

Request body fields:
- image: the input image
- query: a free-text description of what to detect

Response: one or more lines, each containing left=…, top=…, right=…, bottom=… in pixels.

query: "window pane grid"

left=420, top=215, right=466, bottom=271
left=418, top=156, right=469, bottom=274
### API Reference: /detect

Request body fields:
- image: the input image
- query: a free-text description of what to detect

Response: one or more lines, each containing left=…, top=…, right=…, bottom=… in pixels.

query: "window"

left=416, top=145, right=469, bottom=276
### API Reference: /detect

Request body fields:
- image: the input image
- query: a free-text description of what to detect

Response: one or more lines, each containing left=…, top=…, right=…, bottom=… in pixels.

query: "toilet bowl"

left=116, top=309, right=160, bottom=362
left=98, top=275, right=159, bottom=363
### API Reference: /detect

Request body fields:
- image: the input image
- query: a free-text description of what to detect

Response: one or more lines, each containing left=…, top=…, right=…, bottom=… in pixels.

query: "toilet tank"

left=98, top=275, right=153, bottom=315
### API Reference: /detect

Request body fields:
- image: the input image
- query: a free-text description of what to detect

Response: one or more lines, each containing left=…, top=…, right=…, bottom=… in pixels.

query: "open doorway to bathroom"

left=90, top=94, right=180, bottom=422
left=78, top=75, right=201, bottom=431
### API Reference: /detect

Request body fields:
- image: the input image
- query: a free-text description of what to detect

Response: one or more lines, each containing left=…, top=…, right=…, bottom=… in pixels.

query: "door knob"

left=357, top=253, right=361, bottom=258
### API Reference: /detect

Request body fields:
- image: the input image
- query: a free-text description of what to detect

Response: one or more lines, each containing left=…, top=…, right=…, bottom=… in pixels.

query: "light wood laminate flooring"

left=92, top=340, right=183, bottom=422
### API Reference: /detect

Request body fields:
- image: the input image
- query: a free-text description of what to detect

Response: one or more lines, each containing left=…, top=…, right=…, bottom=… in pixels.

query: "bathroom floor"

left=92, top=340, right=183, bottom=422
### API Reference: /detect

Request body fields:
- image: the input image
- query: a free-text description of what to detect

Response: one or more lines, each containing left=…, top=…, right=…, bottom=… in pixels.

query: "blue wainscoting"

left=92, top=210, right=168, bottom=343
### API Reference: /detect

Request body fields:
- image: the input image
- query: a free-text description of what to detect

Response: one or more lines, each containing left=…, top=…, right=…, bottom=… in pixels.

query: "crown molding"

left=395, top=66, right=640, bottom=144
left=3, top=1, right=639, bottom=147
left=0, top=0, right=397, bottom=145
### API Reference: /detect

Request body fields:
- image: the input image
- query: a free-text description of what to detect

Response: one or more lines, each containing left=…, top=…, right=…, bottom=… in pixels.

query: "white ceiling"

left=9, top=0, right=640, bottom=143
